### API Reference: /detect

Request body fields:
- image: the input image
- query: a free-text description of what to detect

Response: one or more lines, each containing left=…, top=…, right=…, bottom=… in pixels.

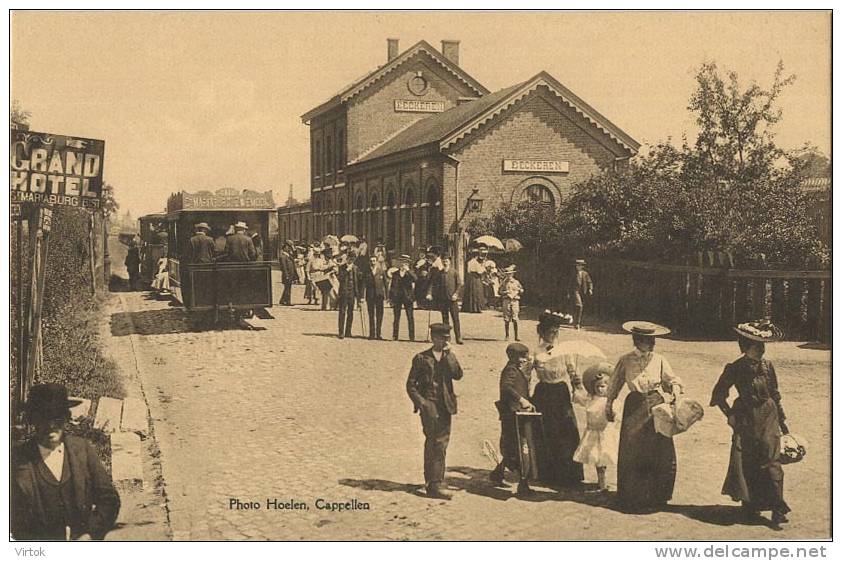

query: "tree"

left=10, top=99, right=31, bottom=127
left=101, top=183, right=119, bottom=220
left=687, top=60, right=795, bottom=182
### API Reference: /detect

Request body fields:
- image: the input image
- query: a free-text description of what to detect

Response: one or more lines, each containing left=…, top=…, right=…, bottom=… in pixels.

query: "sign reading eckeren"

left=10, top=129, right=105, bottom=209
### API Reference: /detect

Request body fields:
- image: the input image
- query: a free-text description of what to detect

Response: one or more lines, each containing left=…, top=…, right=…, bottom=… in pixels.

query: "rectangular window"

left=314, top=139, right=322, bottom=177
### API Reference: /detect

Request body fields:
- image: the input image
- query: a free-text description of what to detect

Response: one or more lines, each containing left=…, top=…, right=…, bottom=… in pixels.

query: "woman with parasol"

left=710, top=320, right=792, bottom=530
left=461, top=245, right=487, bottom=313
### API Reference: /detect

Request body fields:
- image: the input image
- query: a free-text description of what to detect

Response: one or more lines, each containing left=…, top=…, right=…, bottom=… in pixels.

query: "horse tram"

left=137, top=212, right=168, bottom=286
left=163, top=188, right=276, bottom=322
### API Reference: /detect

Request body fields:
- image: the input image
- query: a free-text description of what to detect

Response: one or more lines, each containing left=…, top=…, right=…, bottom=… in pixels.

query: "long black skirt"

left=532, top=382, right=584, bottom=485
left=461, top=272, right=486, bottom=313
left=616, top=391, right=676, bottom=510
left=722, top=398, right=790, bottom=514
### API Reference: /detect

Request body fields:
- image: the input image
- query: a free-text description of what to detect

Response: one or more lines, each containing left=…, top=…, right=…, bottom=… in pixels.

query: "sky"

left=11, top=10, right=831, bottom=218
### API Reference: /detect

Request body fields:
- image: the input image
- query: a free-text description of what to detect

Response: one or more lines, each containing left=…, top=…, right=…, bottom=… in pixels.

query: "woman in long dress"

left=530, top=311, right=584, bottom=486
left=606, top=321, right=682, bottom=512
left=710, top=321, right=791, bottom=529
left=461, top=248, right=486, bottom=313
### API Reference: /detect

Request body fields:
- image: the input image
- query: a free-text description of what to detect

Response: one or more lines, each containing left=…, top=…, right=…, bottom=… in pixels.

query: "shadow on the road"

left=254, top=308, right=275, bottom=320
left=661, top=504, right=770, bottom=527
left=798, top=341, right=830, bottom=351
left=110, top=309, right=209, bottom=336
left=338, top=478, right=424, bottom=497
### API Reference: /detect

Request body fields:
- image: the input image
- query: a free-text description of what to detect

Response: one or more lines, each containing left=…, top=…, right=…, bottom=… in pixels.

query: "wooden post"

left=819, top=278, right=831, bottom=343
left=771, top=279, right=786, bottom=328
left=89, top=213, right=97, bottom=295
left=23, top=207, right=52, bottom=404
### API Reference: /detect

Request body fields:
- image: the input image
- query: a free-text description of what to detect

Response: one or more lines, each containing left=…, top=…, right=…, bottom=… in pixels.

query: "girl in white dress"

left=572, top=362, right=618, bottom=492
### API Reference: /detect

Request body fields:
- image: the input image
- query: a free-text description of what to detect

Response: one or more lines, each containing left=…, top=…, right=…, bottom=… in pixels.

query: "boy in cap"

left=490, top=343, right=535, bottom=496
left=406, top=323, right=464, bottom=500
left=12, top=384, right=121, bottom=540
left=500, top=265, right=524, bottom=341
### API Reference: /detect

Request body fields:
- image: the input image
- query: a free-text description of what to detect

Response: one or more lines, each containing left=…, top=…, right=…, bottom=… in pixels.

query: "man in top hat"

left=278, top=240, right=296, bottom=305
left=336, top=251, right=363, bottom=338
left=406, top=322, right=464, bottom=499
left=189, top=222, right=216, bottom=264
left=224, top=221, right=256, bottom=262
left=389, top=255, right=417, bottom=341
left=362, top=254, right=389, bottom=339
left=12, top=384, right=121, bottom=540
left=426, top=254, right=463, bottom=344
left=569, top=258, right=593, bottom=330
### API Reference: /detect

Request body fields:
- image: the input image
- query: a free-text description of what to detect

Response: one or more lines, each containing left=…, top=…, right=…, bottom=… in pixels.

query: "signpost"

left=10, top=127, right=105, bottom=413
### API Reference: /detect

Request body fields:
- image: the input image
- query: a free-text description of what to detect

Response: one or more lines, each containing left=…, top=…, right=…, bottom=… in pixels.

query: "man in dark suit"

left=406, top=323, right=464, bottom=500
left=336, top=252, right=363, bottom=338
left=188, top=223, right=216, bottom=264
left=569, top=258, right=593, bottom=330
left=362, top=255, right=388, bottom=339
left=224, top=221, right=256, bottom=262
left=490, top=342, right=536, bottom=496
left=426, top=254, right=463, bottom=344
left=389, top=255, right=416, bottom=341
left=278, top=241, right=296, bottom=305
left=12, top=384, right=121, bottom=540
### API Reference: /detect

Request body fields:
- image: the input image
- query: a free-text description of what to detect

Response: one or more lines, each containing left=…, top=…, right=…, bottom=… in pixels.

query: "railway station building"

left=279, top=38, right=640, bottom=257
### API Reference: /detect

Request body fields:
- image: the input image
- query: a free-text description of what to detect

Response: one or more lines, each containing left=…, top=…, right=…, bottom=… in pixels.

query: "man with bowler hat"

left=12, top=384, right=121, bottom=540
left=406, top=323, right=464, bottom=499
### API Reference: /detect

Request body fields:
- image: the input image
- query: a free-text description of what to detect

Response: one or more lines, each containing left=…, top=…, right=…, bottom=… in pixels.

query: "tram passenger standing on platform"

left=406, top=323, right=464, bottom=500
left=251, top=230, right=264, bottom=261
left=336, top=252, right=363, bottom=338
left=389, top=255, right=416, bottom=341
left=278, top=241, right=296, bottom=306
left=224, top=222, right=256, bottom=262
left=189, top=223, right=216, bottom=264
left=427, top=254, right=463, bottom=344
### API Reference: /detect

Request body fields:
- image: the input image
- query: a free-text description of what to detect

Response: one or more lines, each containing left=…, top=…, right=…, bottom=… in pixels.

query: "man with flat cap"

left=189, top=222, right=216, bottom=264
left=406, top=322, right=464, bottom=499
left=12, top=384, right=121, bottom=540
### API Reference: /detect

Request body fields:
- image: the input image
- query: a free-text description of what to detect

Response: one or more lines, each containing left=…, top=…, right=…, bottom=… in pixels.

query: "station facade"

left=279, top=39, right=640, bottom=256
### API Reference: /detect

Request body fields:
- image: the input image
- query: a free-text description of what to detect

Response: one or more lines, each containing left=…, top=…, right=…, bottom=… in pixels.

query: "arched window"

left=336, top=195, right=345, bottom=234
left=370, top=193, right=381, bottom=242
left=386, top=190, right=397, bottom=250
left=521, top=183, right=556, bottom=208
left=404, top=187, right=416, bottom=252
left=314, top=139, right=322, bottom=177
left=337, top=129, right=345, bottom=170
left=326, top=135, right=333, bottom=173
left=354, top=193, right=364, bottom=235
left=426, top=182, right=441, bottom=245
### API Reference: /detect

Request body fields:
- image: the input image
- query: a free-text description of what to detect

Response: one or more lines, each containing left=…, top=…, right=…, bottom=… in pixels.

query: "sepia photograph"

left=7, top=8, right=833, bottom=547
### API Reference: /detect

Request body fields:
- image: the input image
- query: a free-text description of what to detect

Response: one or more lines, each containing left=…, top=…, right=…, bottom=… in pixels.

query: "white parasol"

left=473, top=235, right=504, bottom=251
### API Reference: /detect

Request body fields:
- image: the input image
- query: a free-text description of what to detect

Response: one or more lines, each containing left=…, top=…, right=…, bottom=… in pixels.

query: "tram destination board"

left=10, top=128, right=105, bottom=210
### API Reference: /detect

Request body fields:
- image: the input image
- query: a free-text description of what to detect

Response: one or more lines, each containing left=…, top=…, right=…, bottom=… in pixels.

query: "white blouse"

left=532, top=340, right=577, bottom=386
left=607, top=349, right=682, bottom=400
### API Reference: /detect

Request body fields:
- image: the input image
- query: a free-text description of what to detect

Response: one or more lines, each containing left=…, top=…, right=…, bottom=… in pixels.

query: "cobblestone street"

left=109, top=280, right=831, bottom=540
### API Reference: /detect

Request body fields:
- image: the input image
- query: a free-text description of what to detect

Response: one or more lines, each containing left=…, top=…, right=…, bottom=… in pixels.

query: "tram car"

left=163, top=188, right=276, bottom=317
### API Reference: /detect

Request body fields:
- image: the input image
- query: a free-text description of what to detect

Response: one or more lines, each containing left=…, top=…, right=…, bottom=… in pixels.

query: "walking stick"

left=425, top=306, right=432, bottom=342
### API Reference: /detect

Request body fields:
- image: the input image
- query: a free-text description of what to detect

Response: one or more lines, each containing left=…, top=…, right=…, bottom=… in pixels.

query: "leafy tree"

left=101, top=183, right=119, bottom=220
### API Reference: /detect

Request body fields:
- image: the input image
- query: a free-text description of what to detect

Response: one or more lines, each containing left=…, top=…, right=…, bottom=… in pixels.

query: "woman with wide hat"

left=461, top=246, right=487, bottom=313
left=12, top=384, right=121, bottom=540
left=606, top=321, right=683, bottom=512
left=710, top=320, right=792, bottom=529
left=530, top=310, right=585, bottom=486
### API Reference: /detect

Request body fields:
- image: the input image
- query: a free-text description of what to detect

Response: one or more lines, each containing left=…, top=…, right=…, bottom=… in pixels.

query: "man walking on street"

left=389, top=255, right=416, bottom=341
left=279, top=241, right=296, bottom=305
left=336, top=252, right=363, bottom=338
left=362, top=255, right=388, bottom=339
left=406, top=323, right=464, bottom=500
left=427, top=254, right=463, bottom=344
left=569, top=258, right=593, bottom=330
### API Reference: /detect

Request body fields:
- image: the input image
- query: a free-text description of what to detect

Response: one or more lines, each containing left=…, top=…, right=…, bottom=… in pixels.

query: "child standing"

left=499, top=265, right=524, bottom=341
left=572, top=362, right=618, bottom=492
left=490, top=342, right=535, bottom=496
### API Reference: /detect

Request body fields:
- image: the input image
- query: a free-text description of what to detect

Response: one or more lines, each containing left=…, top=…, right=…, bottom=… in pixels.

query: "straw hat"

left=733, top=320, right=783, bottom=342
left=622, top=320, right=671, bottom=337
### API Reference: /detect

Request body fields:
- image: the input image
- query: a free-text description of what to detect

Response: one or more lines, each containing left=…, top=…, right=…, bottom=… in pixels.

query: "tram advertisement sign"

left=10, top=128, right=105, bottom=210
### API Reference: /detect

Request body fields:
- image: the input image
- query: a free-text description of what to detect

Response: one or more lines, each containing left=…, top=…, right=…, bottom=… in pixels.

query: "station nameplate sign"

left=503, top=160, right=569, bottom=173
left=395, top=100, right=445, bottom=113
left=168, top=188, right=276, bottom=211
left=10, top=129, right=105, bottom=209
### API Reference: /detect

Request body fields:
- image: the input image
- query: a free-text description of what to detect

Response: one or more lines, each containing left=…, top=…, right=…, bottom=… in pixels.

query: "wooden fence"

left=507, top=249, right=831, bottom=342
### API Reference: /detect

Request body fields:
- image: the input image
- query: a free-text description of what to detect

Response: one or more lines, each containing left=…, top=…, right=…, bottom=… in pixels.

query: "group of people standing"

left=406, top=312, right=796, bottom=531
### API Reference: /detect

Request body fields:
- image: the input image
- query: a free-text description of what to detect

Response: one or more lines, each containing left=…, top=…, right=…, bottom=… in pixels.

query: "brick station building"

left=279, top=38, right=639, bottom=258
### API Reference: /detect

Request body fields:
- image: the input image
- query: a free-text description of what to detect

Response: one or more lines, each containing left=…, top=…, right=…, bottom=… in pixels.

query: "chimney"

left=441, top=40, right=460, bottom=65
left=387, top=38, right=399, bottom=61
